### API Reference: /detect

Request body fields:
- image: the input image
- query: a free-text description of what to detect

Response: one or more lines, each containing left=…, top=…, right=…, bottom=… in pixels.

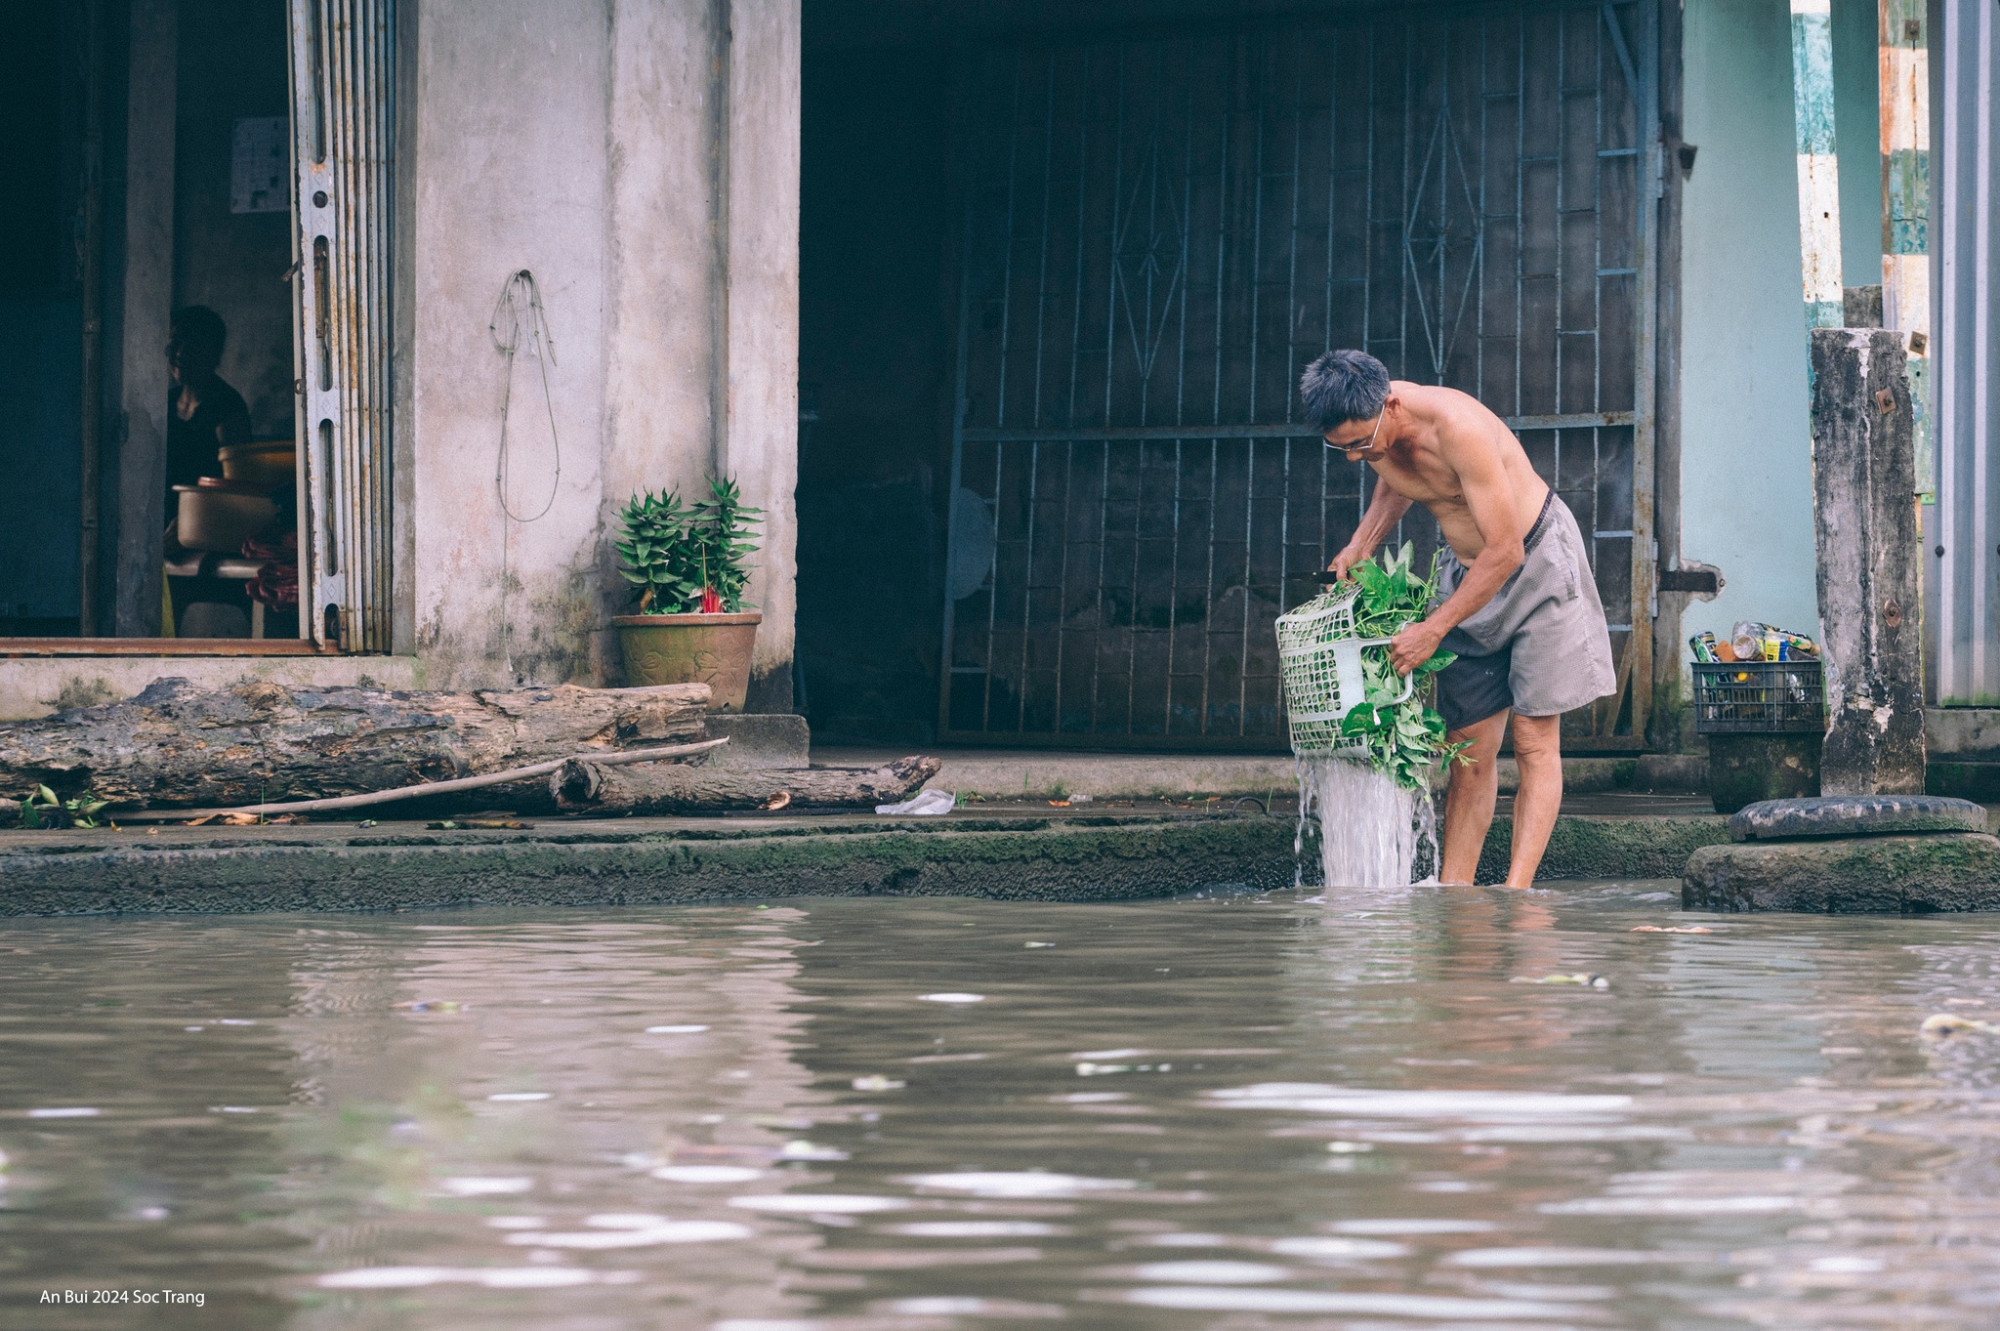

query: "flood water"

left=5, top=885, right=2000, bottom=1329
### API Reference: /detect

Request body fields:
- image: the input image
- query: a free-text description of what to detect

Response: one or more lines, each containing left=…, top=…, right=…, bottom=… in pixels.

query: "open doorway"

left=162, top=0, right=299, bottom=641
left=0, top=0, right=299, bottom=645
left=0, top=0, right=393, bottom=654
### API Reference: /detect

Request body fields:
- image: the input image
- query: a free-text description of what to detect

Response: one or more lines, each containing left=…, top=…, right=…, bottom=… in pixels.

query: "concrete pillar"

left=114, top=0, right=177, bottom=637
left=724, top=0, right=800, bottom=712
left=1811, top=326, right=1925, bottom=793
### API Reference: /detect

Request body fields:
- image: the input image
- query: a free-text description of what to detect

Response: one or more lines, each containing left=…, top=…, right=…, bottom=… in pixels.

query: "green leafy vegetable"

left=1329, top=543, right=1471, bottom=790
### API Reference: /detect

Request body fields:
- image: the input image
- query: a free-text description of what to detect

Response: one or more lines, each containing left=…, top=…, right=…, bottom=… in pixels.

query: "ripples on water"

left=3, top=886, right=2000, bottom=1328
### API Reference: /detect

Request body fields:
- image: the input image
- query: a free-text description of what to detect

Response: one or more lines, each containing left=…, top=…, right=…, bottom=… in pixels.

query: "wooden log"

left=0, top=678, right=709, bottom=809
left=552, top=755, right=940, bottom=815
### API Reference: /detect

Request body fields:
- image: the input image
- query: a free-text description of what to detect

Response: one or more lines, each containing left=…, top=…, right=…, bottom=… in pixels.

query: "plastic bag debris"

left=877, top=789, right=956, bottom=816
left=1512, top=973, right=1610, bottom=989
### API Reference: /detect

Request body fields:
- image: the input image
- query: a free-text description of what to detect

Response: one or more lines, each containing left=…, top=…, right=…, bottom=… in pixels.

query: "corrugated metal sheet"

left=288, top=0, right=394, bottom=651
left=1934, top=0, right=2000, bottom=704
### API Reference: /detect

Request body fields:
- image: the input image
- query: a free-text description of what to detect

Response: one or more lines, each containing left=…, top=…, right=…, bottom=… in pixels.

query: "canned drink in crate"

left=1689, top=631, right=1719, bottom=663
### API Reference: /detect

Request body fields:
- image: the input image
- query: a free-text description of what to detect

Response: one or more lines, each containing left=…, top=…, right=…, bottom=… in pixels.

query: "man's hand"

left=1389, top=619, right=1446, bottom=676
left=1328, top=546, right=1364, bottom=582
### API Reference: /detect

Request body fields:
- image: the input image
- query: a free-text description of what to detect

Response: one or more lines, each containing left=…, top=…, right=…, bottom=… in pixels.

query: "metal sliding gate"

left=289, top=0, right=395, bottom=651
left=940, top=0, right=1658, bottom=748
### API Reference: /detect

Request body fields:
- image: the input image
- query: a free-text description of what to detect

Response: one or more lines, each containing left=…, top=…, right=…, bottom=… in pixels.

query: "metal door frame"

left=938, top=0, right=1659, bottom=750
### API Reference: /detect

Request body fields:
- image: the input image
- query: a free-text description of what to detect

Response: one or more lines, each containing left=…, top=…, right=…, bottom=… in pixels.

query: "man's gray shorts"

left=1431, top=492, right=1617, bottom=732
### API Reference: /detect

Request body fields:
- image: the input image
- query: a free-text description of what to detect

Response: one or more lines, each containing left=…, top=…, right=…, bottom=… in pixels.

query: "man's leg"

left=1439, top=708, right=1510, bottom=884
left=1504, top=712, right=1564, bottom=888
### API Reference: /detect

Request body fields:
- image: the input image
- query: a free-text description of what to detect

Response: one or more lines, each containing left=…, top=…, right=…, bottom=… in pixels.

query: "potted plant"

left=612, top=475, right=762, bottom=710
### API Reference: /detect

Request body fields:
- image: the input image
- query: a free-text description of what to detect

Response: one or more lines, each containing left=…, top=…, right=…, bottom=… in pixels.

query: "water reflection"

left=0, top=888, right=1997, bottom=1327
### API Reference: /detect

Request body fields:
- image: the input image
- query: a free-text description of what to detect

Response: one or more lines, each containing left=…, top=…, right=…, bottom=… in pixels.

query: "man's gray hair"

left=1300, top=350, right=1390, bottom=430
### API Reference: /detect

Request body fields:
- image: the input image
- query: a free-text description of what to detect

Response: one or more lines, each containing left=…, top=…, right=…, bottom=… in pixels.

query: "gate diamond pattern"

left=943, top=2, right=1658, bottom=748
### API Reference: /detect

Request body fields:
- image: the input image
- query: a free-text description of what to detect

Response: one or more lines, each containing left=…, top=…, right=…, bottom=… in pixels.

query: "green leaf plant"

left=1332, top=542, right=1473, bottom=791
left=615, top=475, right=762, bottom=615
left=19, top=785, right=110, bottom=830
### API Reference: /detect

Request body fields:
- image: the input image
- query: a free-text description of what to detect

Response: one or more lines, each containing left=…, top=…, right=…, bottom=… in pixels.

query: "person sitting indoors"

left=164, top=304, right=251, bottom=528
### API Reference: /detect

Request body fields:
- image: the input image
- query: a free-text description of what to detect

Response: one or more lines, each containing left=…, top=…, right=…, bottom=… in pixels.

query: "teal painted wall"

left=1833, top=0, right=1885, bottom=286
left=1679, top=0, right=1819, bottom=647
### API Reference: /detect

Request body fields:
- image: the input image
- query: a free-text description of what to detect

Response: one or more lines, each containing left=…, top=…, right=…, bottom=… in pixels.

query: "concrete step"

left=815, top=747, right=1708, bottom=802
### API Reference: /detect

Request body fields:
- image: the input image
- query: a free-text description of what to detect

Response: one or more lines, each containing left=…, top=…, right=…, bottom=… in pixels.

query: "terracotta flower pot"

left=614, top=612, right=761, bottom=710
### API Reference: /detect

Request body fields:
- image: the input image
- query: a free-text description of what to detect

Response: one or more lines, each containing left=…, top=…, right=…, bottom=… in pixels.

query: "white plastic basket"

left=1275, top=587, right=1414, bottom=756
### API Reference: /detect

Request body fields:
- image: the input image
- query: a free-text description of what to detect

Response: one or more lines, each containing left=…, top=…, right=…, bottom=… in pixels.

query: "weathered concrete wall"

left=407, top=0, right=613, bottom=688
left=406, top=0, right=798, bottom=696
left=1677, top=0, right=1820, bottom=649
left=1811, top=327, right=1925, bottom=794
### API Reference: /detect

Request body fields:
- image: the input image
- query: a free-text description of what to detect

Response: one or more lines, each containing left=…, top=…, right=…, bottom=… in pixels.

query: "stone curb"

left=0, top=809, right=1724, bottom=916
left=1684, top=833, right=2000, bottom=913
left=0, top=817, right=1299, bottom=916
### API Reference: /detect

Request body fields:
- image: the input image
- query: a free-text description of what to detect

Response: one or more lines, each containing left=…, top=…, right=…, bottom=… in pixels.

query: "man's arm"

left=1387, top=435, right=1527, bottom=674
left=1329, top=477, right=1415, bottom=580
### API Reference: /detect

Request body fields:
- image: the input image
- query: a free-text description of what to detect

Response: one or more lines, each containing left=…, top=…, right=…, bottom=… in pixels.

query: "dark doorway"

left=0, top=7, right=92, bottom=636
left=0, top=0, right=297, bottom=644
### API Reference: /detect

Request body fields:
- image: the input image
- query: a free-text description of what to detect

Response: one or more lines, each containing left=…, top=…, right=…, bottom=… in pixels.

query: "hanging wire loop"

left=491, top=268, right=561, bottom=523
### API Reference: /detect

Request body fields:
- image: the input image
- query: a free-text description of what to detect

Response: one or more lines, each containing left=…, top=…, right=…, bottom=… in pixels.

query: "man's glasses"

left=1325, top=409, right=1385, bottom=456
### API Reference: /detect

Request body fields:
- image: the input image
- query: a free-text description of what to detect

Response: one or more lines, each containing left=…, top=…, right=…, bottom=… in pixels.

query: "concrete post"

left=114, top=0, right=177, bottom=637
left=1811, top=326, right=1925, bottom=794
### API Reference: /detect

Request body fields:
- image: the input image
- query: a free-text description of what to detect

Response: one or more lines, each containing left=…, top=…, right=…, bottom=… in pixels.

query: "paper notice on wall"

left=231, top=117, right=289, bottom=214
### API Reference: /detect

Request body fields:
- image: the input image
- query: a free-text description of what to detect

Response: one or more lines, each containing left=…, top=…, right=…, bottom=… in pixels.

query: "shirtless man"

left=1301, top=350, right=1615, bottom=888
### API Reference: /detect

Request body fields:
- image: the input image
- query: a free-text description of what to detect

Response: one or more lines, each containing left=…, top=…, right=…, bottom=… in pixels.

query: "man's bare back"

left=1354, top=382, right=1548, bottom=563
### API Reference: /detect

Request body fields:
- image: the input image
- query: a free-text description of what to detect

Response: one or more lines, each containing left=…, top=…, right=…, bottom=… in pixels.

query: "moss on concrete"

left=0, top=803, right=1735, bottom=917
left=1684, top=832, right=2000, bottom=913
left=1476, top=815, right=1731, bottom=883
left=0, top=815, right=1301, bottom=916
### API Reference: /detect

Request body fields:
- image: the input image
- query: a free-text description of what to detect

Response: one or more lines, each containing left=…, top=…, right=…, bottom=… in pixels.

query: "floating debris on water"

left=851, top=1075, right=906, bottom=1092
left=645, top=1024, right=710, bottom=1034
left=1631, top=925, right=1714, bottom=934
left=1921, top=1013, right=1997, bottom=1039
left=486, top=1092, right=551, bottom=1103
left=1512, top=974, right=1611, bottom=988
left=920, top=993, right=985, bottom=1004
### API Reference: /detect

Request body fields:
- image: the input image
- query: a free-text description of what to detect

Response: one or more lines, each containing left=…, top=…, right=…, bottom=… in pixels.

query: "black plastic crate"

left=1691, top=660, right=1825, bottom=735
